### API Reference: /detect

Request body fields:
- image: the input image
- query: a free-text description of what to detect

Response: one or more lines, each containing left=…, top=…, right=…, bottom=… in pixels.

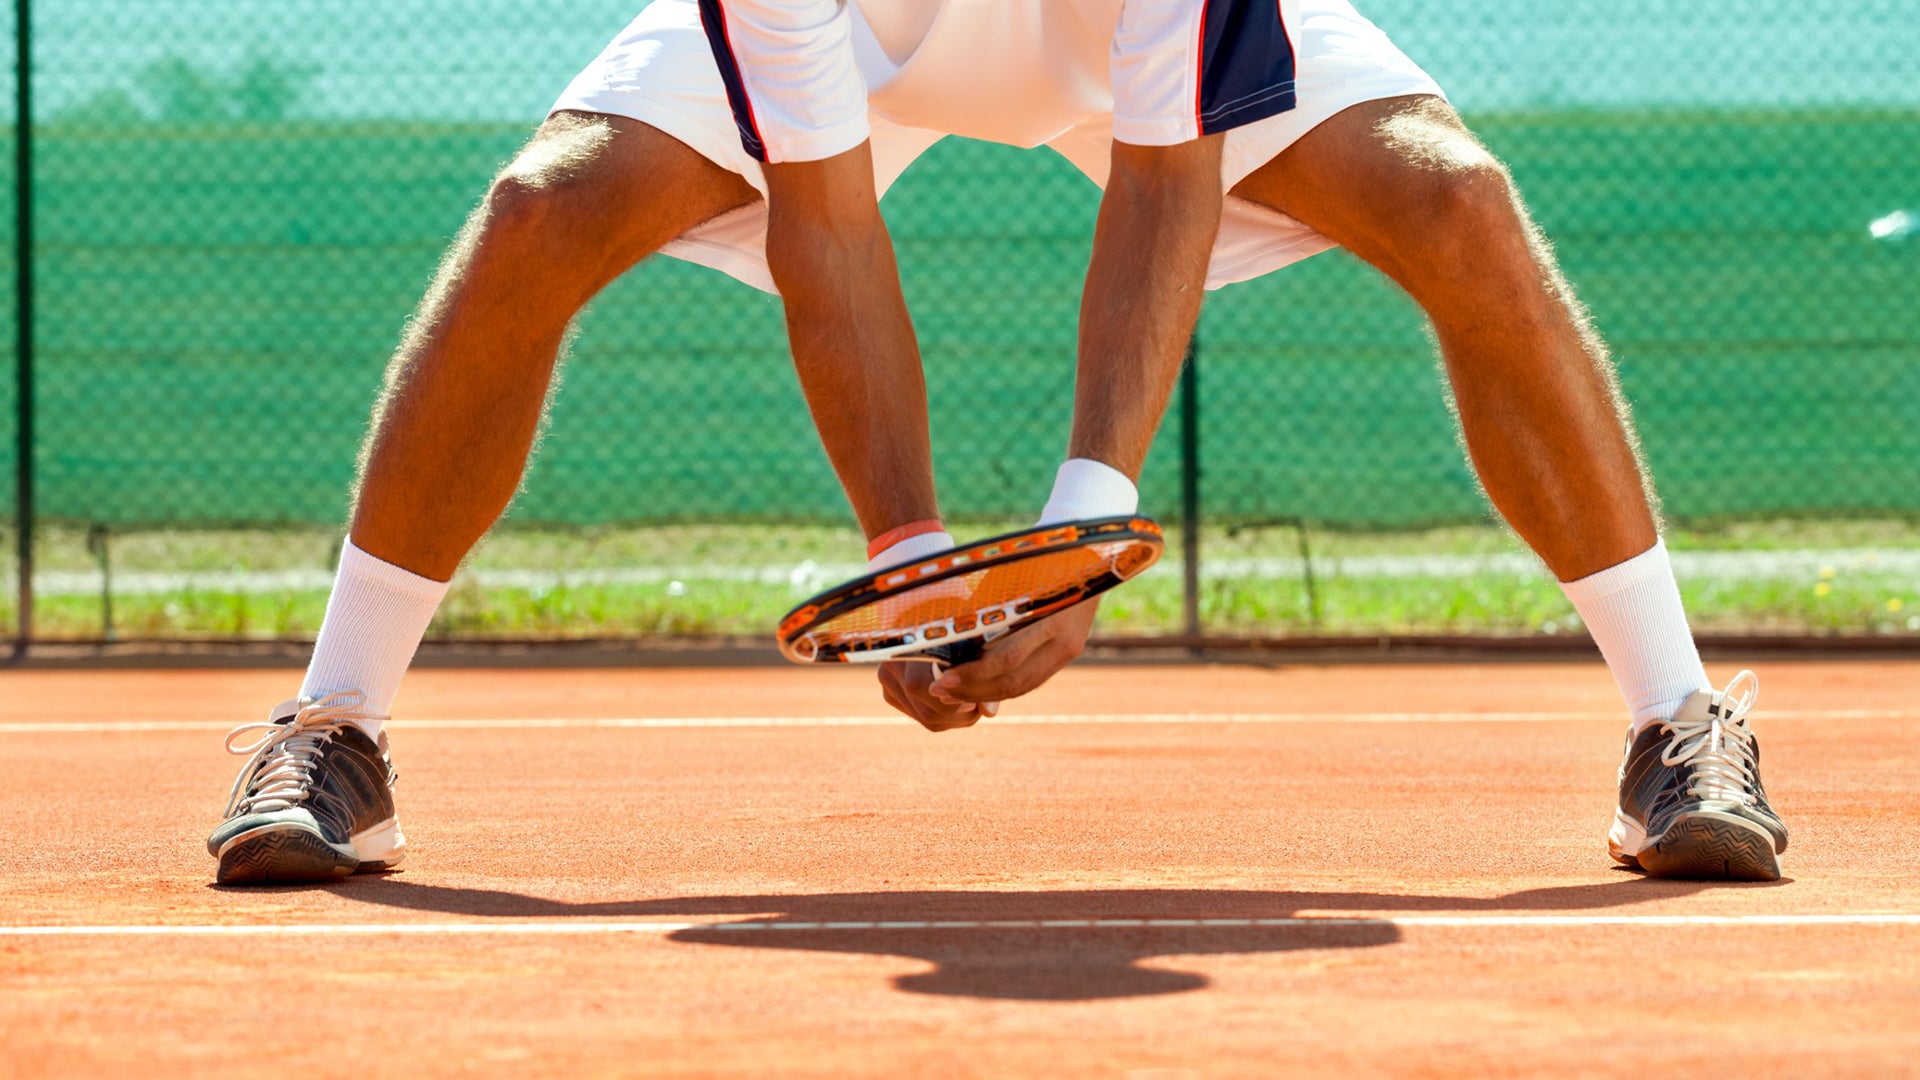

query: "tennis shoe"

left=207, top=690, right=406, bottom=885
left=1609, top=671, right=1787, bottom=881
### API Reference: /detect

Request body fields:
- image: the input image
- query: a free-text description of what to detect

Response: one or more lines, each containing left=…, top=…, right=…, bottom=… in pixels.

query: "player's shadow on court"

left=330, top=877, right=1771, bottom=1001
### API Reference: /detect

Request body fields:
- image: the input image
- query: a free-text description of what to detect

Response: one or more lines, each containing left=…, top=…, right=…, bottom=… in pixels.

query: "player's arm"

left=764, top=145, right=940, bottom=539
left=927, top=136, right=1225, bottom=709
left=775, top=167, right=985, bottom=731
left=702, top=1, right=981, bottom=730
left=700, top=0, right=939, bottom=536
left=934, top=0, right=1299, bottom=708
left=1062, top=136, right=1224, bottom=481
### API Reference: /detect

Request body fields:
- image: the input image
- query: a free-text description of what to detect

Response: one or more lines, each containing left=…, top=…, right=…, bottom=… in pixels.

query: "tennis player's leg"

left=335, top=113, right=752, bottom=717
left=1232, top=97, right=1654, bottom=579
left=209, top=114, right=757, bottom=885
left=351, top=113, right=755, bottom=580
left=1231, top=95, right=1787, bottom=878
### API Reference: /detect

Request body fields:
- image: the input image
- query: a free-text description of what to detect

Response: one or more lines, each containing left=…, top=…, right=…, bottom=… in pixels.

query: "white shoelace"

left=222, top=690, right=386, bottom=818
left=1660, top=670, right=1762, bottom=805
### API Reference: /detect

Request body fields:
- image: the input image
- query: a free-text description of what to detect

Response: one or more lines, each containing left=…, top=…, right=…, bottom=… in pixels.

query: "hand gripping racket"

left=777, top=516, right=1164, bottom=667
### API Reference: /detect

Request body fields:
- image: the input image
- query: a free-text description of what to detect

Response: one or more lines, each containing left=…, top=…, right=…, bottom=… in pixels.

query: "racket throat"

left=840, top=619, right=1011, bottom=666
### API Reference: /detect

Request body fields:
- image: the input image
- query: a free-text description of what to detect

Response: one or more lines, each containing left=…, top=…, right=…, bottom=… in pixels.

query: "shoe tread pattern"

left=217, top=827, right=357, bottom=885
left=1636, top=814, right=1782, bottom=882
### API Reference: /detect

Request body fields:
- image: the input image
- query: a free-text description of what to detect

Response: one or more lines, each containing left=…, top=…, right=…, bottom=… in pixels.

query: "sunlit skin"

left=343, top=96, right=1659, bottom=730
left=928, top=95, right=1659, bottom=711
left=344, top=112, right=969, bottom=726
left=351, top=115, right=760, bottom=581
left=353, top=115, right=937, bottom=582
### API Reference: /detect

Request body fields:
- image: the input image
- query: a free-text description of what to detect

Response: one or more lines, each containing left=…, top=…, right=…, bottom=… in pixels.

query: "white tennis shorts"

left=553, top=0, right=1444, bottom=292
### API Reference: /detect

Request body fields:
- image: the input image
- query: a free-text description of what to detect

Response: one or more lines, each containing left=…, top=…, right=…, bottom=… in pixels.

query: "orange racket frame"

left=777, top=516, right=1164, bottom=666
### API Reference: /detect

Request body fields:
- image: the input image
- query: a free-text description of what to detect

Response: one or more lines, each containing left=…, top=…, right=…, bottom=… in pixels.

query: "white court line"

left=7, top=914, right=1920, bottom=937
left=0, top=710, right=1903, bottom=735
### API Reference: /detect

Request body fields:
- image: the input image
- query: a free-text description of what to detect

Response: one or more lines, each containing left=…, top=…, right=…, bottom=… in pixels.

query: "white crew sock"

left=1558, top=538, right=1709, bottom=733
left=869, top=530, right=956, bottom=572
left=299, top=538, right=451, bottom=734
left=1038, top=458, right=1139, bottom=525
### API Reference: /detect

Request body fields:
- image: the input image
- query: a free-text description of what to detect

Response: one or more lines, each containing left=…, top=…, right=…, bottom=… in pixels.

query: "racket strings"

left=778, top=517, right=1164, bottom=665
left=806, top=542, right=1132, bottom=649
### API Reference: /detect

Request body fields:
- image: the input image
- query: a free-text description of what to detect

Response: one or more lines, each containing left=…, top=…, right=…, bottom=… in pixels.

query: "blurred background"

left=3, top=0, right=1917, bottom=651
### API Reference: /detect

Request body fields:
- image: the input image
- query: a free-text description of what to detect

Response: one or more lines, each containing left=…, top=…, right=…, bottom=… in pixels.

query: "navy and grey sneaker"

left=208, top=690, right=407, bottom=885
left=1610, top=671, right=1788, bottom=881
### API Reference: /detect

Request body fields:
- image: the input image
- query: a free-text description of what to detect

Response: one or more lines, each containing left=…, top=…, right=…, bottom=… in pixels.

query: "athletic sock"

left=1038, top=458, right=1139, bottom=525
left=1557, top=538, right=1710, bottom=733
left=299, top=538, right=451, bottom=735
left=868, top=519, right=955, bottom=572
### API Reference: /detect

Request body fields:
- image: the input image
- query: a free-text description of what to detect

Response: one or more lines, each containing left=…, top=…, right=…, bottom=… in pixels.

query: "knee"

left=464, top=154, right=627, bottom=285
left=424, top=152, right=613, bottom=315
left=476, top=121, right=618, bottom=253
left=1389, top=153, right=1595, bottom=343
left=479, top=167, right=574, bottom=253
left=1393, top=143, right=1530, bottom=277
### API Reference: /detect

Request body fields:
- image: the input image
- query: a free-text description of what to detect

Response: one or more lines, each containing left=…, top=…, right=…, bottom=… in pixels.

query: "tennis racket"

left=777, top=516, right=1164, bottom=667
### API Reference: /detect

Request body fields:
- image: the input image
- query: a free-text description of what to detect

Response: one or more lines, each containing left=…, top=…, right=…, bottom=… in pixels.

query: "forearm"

left=764, top=146, right=939, bottom=538
left=1070, top=137, right=1225, bottom=480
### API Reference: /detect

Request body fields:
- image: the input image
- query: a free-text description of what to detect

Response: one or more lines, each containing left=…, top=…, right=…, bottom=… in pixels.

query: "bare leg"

left=1232, top=96, right=1655, bottom=581
left=212, top=122, right=758, bottom=884
left=1230, top=103, right=1781, bottom=881
left=351, top=112, right=757, bottom=580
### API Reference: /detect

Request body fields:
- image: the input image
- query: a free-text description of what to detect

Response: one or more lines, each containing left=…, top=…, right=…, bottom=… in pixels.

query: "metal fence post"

left=1178, top=330, right=1200, bottom=644
left=12, top=0, right=31, bottom=660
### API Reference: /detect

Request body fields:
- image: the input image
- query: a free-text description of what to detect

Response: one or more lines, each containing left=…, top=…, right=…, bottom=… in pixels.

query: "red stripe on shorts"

left=711, top=1, right=768, bottom=156
left=1194, top=1, right=1211, bottom=134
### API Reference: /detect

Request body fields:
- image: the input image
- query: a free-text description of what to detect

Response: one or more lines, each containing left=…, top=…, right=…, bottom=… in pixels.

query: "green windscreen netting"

left=17, top=0, right=1920, bottom=535
left=1, top=0, right=16, bottom=565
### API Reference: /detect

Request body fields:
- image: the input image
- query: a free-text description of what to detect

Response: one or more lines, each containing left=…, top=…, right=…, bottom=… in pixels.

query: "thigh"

left=1228, top=94, right=1503, bottom=284
left=498, top=110, right=760, bottom=272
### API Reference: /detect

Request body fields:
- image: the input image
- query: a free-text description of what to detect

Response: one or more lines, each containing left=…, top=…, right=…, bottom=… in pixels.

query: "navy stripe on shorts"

left=1197, top=0, right=1299, bottom=136
left=696, top=0, right=769, bottom=162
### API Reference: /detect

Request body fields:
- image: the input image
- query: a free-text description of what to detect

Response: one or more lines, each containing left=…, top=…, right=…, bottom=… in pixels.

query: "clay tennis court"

left=4, top=658, right=1917, bottom=1077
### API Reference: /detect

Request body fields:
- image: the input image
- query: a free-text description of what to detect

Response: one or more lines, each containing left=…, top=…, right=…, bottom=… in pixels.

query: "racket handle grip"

left=926, top=639, right=985, bottom=668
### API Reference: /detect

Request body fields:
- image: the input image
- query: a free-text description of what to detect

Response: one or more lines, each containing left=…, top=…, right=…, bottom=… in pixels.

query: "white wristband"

left=1038, top=458, right=1139, bottom=525
left=868, top=530, right=956, bottom=572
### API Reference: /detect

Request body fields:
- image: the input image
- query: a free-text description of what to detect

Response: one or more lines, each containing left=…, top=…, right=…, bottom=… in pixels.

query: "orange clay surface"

left=3, top=659, right=1919, bottom=1078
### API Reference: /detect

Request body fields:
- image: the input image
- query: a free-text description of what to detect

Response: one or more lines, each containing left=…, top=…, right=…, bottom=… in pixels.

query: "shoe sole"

left=216, top=824, right=359, bottom=885
left=352, top=817, right=407, bottom=872
left=1635, top=812, right=1782, bottom=882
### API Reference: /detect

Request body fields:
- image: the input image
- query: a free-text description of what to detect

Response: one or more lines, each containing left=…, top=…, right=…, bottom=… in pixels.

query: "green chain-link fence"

left=3, top=0, right=19, bottom=648
left=8, top=1, right=1920, bottom=648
